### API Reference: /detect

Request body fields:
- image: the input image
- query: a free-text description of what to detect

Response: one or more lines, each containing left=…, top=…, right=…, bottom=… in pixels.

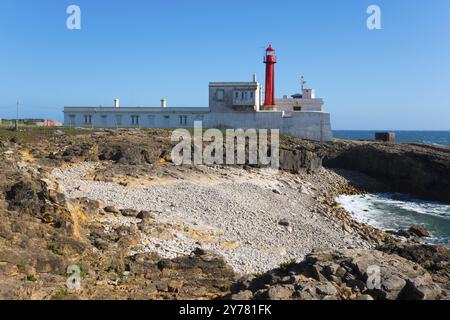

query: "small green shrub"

left=53, top=290, right=68, bottom=300
left=26, top=275, right=38, bottom=282
left=279, top=259, right=297, bottom=271
left=47, top=243, right=63, bottom=255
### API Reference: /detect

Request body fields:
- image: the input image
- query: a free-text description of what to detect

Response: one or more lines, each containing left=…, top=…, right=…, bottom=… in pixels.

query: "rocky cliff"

left=0, top=128, right=448, bottom=300
left=281, top=136, right=450, bottom=203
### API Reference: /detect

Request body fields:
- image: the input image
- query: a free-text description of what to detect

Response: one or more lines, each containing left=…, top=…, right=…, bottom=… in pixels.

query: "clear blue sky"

left=1, top=0, right=449, bottom=130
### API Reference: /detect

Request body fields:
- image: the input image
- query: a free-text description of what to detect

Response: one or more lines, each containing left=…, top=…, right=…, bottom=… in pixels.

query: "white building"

left=64, top=77, right=332, bottom=141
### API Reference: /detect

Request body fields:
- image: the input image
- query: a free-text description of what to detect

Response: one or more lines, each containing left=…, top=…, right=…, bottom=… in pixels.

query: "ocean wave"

left=336, top=193, right=450, bottom=245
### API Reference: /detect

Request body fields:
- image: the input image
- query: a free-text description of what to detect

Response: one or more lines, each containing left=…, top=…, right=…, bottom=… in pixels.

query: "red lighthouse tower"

left=263, top=44, right=277, bottom=108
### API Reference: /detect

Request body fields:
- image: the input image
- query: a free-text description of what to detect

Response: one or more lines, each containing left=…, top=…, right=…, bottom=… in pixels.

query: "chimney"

left=161, top=98, right=167, bottom=108
left=253, top=73, right=257, bottom=83
left=113, top=98, right=120, bottom=108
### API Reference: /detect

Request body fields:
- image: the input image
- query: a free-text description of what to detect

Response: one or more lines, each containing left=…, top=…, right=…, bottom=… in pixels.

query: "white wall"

left=275, top=98, right=324, bottom=112
left=64, top=107, right=332, bottom=141
left=64, top=108, right=209, bottom=129
left=207, top=111, right=332, bottom=141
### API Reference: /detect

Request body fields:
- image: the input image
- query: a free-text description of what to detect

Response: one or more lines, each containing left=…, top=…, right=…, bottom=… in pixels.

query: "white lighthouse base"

left=206, top=111, right=332, bottom=142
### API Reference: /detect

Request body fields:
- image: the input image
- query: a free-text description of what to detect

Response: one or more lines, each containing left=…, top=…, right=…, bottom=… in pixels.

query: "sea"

left=332, top=131, right=450, bottom=245
left=333, top=130, right=450, bottom=147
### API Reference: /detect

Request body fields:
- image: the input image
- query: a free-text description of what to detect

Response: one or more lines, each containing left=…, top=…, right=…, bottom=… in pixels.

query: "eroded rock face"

left=278, top=136, right=450, bottom=203
left=98, top=143, right=158, bottom=165
left=378, top=243, right=450, bottom=287
left=322, top=142, right=450, bottom=203
left=0, top=198, right=236, bottom=300
left=120, top=250, right=235, bottom=300
left=6, top=180, right=43, bottom=215
left=279, top=148, right=322, bottom=173
left=62, top=142, right=98, bottom=162
left=228, top=249, right=447, bottom=300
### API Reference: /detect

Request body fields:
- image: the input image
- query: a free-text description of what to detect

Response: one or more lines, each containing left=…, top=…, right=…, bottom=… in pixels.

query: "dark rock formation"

left=278, top=136, right=450, bottom=202
left=378, top=243, right=450, bottom=286
left=98, top=143, right=156, bottom=165
left=322, top=142, right=450, bottom=203
left=408, top=225, right=431, bottom=238
left=279, top=148, right=322, bottom=173
left=6, top=180, right=44, bottom=215
left=62, top=142, right=98, bottom=162
left=227, top=249, right=448, bottom=300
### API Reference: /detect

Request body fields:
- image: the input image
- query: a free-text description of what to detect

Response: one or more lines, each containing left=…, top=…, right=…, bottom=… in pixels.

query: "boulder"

left=316, top=283, right=338, bottom=296
left=104, top=206, right=120, bottom=214
left=120, top=209, right=139, bottom=217
left=98, top=143, right=156, bottom=165
left=377, top=243, right=450, bottom=284
left=272, top=188, right=282, bottom=195
left=62, top=142, right=97, bottom=162
left=265, top=285, right=295, bottom=300
left=278, top=219, right=290, bottom=227
left=9, top=137, right=19, bottom=144
left=137, top=211, right=156, bottom=221
left=229, top=248, right=445, bottom=300
left=230, top=290, right=253, bottom=300
left=399, top=277, right=442, bottom=300
left=409, top=225, right=431, bottom=238
left=6, top=180, right=43, bottom=214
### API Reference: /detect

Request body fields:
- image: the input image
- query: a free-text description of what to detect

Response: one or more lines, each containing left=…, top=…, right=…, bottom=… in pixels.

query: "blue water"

left=333, top=130, right=450, bottom=245
left=337, top=193, right=450, bottom=245
left=333, top=130, right=450, bottom=147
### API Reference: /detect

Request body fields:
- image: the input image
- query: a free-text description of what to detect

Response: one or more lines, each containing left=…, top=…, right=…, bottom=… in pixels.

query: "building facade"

left=64, top=79, right=332, bottom=142
left=63, top=47, right=332, bottom=141
left=64, top=106, right=209, bottom=129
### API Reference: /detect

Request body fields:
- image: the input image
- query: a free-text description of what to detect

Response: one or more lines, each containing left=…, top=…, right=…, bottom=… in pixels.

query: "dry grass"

left=0, top=127, right=85, bottom=144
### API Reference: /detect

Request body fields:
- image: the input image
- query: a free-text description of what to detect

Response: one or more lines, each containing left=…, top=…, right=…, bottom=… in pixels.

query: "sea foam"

left=336, top=193, right=450, bottom=245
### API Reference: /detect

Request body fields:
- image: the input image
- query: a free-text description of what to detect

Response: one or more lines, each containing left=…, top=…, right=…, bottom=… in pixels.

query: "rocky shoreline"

left=0, top=128, right=448, bottom=300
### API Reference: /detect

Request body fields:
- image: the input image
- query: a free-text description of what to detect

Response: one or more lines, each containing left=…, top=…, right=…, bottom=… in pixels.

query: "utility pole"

left=15, top=101, right=19, bottom=131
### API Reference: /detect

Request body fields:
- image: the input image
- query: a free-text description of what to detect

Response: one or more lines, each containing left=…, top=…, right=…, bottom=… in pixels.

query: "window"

left=115, top=115, right=122, bottom=126
left=294, top=106, right=302, bottom=111
left=131, top=115, right=140, bottom=126
left=250, top=92, right=254, bottom=99
left=148, top=115, right=155, bottom=127
left=68, top=115, right=76, bottom=126
left=235, top=92, right=239, bottom=99
left=84, top=115, right=92, bottom=125
left=244, top=92, right=248, bottom=100
left=179, top=115, right=188, bottom=126
left=216, top=89, right=224, bottom=101
left=241, top=92, right=245, bottom=100
left=163, top=115, right=170, bottom=125
left=101, top=115, right=108, bottom=126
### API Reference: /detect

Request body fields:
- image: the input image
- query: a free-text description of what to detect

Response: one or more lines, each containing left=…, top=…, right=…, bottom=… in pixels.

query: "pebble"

left=52, top=162, right=372, bottom=274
